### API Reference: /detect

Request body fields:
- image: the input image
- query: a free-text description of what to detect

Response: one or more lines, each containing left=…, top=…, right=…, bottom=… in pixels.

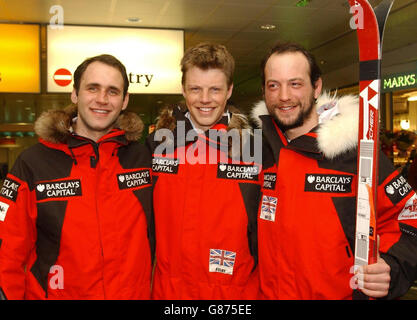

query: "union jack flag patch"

left=209, top=249, right=236, bottom=275
left=398, top=194, right=417, bottom=220
left=260, top=195, right=277, bottom=222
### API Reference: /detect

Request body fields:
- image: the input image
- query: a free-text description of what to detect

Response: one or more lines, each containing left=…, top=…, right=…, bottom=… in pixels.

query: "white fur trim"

left=251, top=92, right=360, bottom=159
left=316, top=93, right=359, bottom=159
left=250, top=100, right=269, bottom=128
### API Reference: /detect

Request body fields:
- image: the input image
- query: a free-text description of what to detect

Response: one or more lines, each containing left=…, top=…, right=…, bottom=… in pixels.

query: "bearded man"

left=251, top=42, right=417, bottom=300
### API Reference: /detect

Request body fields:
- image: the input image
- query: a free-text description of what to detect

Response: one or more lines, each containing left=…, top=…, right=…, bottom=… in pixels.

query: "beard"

left=271, top=93, right=316, bottom=132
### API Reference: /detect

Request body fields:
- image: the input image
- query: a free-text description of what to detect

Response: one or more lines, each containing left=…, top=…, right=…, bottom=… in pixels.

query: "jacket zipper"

left=92, top=141, right=106, bottom=299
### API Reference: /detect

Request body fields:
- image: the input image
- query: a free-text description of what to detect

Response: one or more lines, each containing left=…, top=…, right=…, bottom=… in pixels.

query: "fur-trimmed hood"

left=155, top=104, right=251, bottom=132
left=34, top=104, right=144, bottom=144
left=151, top=104, right=253, bottom=159
left=250, top=92, right=359, bottom=159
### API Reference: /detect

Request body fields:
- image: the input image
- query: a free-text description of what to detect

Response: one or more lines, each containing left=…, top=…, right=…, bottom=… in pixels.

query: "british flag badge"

left=209, top=249, right=236, bottom=275
left=398, top=194, right=417, bottom=220
left=260, top=195, right=277, bottom=222
left=0, top=201, right=9, bottom=222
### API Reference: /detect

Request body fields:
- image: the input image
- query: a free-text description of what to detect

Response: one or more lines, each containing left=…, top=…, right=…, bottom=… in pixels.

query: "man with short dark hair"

left=0, top=54, right=154, bottom=299
left=252, top=42, right=417, bottom=300
left=148, top=43, right=260, bottom=299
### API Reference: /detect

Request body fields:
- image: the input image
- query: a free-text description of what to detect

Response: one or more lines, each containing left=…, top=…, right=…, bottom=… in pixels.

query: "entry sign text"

left=47, top=25, right=183, bottom=94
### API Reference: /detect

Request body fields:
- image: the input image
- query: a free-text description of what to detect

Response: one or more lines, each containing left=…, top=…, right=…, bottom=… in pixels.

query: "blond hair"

left=181, top=43, right=235, bottom=87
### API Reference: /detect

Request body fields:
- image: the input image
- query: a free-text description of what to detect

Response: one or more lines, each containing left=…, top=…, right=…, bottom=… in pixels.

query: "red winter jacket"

left=147, top=106, right=261, bottom=299
left=0, top=106, right=154, bottom=300
left=251, top=94, right=417, bottom=300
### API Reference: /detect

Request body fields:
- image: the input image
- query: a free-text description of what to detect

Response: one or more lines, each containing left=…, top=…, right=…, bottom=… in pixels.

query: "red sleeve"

left=0, top=174, right=36, bottom=300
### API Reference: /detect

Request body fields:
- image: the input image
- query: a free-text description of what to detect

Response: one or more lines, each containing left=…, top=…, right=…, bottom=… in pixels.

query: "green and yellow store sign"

left=382, top=69, right=417, bottom=93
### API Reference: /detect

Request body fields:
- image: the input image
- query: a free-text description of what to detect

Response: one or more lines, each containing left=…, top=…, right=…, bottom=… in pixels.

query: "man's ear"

left=181, top=85, right=186, bottom=99
left=122, top=92, right=129, bottom=111
left=71, top=89, right=78, bottom=104
left=313, top=78, right=323, bottom=99
left=226, top=83, right=234, bottom=100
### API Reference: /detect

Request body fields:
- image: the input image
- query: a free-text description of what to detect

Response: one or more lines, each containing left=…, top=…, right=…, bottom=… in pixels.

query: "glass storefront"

left=381, top=69, right=417, bottom=173
left=384, top=88, right=417, bottom=192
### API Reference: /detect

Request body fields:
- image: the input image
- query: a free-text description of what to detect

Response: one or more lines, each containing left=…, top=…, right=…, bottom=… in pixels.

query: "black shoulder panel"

left=12, top=143, right=74, bottom=190
left=145, top=132, right=158, bottom=155
left=239, top=182, right=261, bottom=268
left=0, top=286, right=6, bottom=300
left=117, top=141, right=152, bottom=169
left=132, top=186, right=155, bottom=264
left=318, top=148, right=357, bottom=174
left=319, top=148, right=395, bottom=185
left=331, top=196, right=357, bottom=252
left=261, top=116, right=284, bottom=166
left=262, top=141, right=276, bottom=171
left=30, top=201, right=68, bottom=298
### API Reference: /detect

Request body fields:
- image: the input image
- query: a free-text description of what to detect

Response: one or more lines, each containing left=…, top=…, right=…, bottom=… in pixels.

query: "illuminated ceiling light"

left=126, top=17, right=142, bottom=23
left=296, top=0, right=310, bottom=7
left=260, top=24, right=276, bottom=30
left=400, top=120, right=410, bottom=130
left=408, top=96, right=417, bottom=102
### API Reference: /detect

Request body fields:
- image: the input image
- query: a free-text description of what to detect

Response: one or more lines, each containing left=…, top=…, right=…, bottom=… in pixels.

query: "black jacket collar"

left=261, top=115, right=324, bottom=164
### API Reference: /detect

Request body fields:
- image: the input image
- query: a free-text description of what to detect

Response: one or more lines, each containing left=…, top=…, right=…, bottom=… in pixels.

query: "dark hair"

left=73, top=54, right=129, bottom=98
left=181, top=43, right=235, bottom=87
left=261, top=42, right=322, bottom=87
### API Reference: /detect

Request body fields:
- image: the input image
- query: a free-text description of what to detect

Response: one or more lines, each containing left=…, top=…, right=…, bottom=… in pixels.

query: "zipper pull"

left=90, top=156, right=98, bottom=168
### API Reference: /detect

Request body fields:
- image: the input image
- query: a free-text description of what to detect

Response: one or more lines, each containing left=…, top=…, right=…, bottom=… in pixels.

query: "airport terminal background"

left=0, top=0, right=417, bottom=299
